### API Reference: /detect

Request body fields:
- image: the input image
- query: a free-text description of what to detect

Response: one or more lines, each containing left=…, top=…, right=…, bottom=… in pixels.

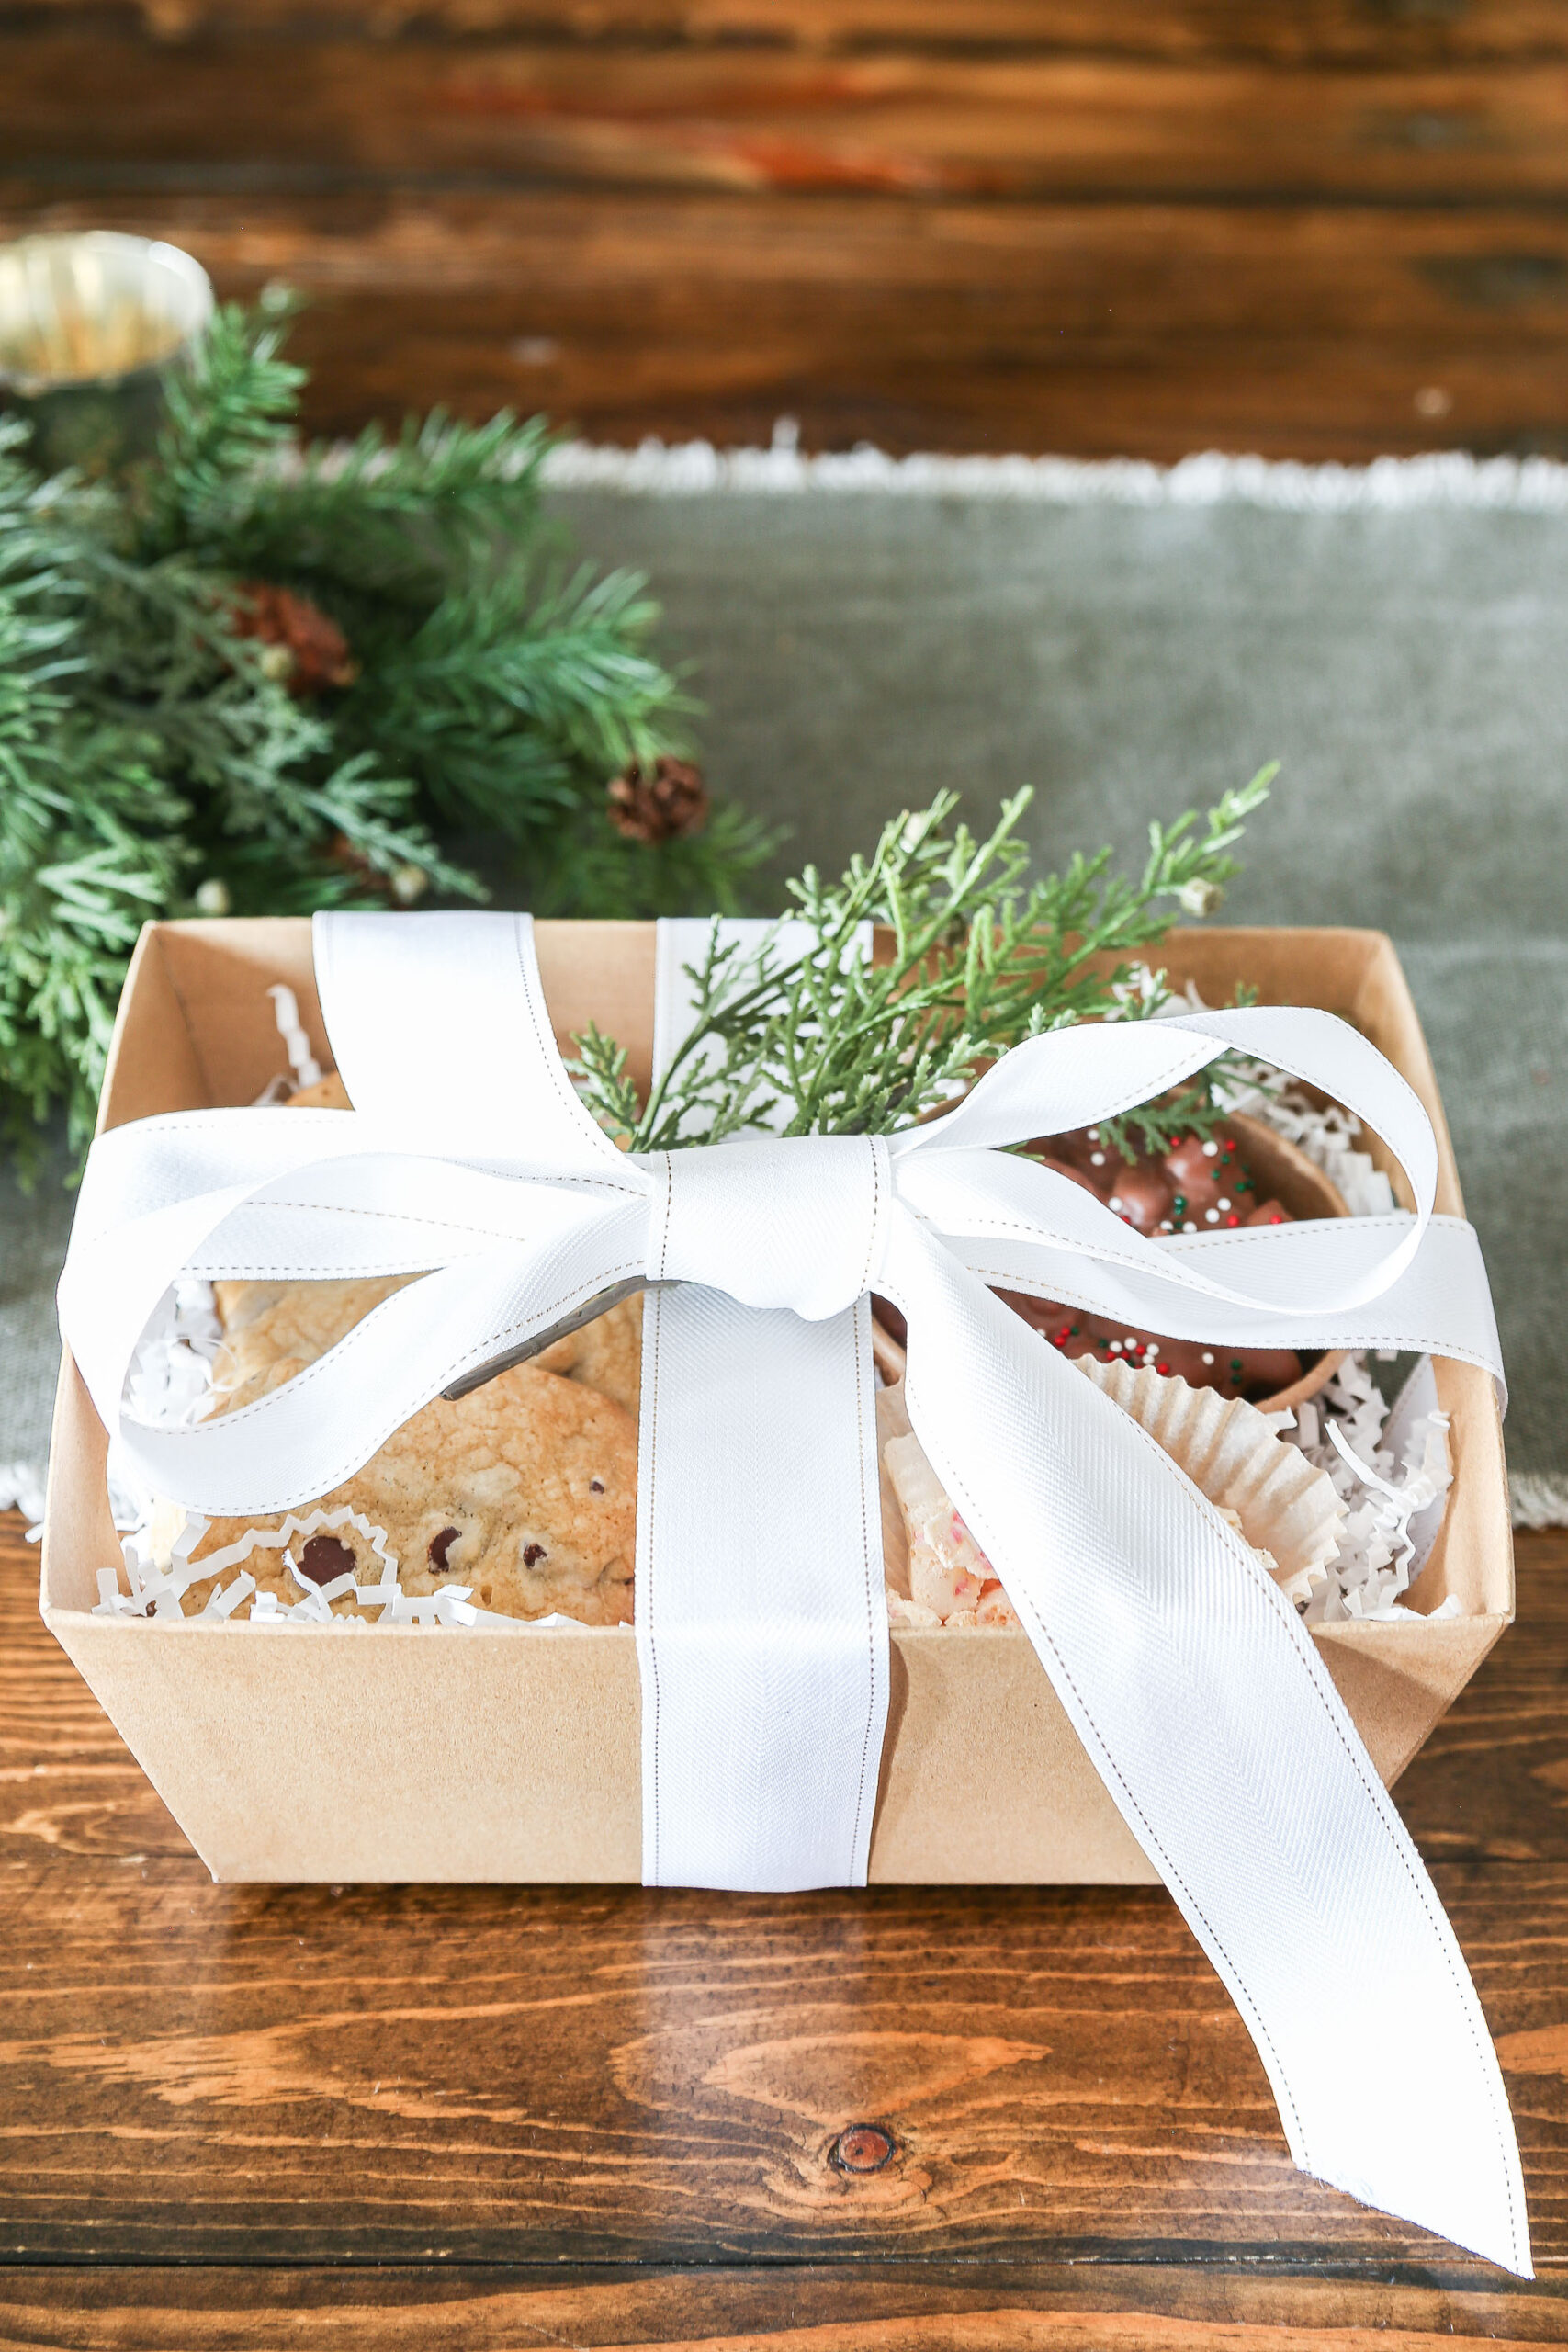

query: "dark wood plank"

left=11, top=39, right=1568, bottom=202
left=6, top=1510, right=1568, bottom=2272
left=7, top=2260, right=1568, bottom=2346
left=11, top=0, right=1568, bottom=65
left=8, top=0, right=1567, bottom=461
left=6, top=186, right=1568, bottom=458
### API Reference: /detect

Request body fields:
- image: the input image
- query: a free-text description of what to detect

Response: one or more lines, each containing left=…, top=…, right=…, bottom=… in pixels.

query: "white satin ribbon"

left=56, top=909, right=1529, bottom=2273
left=638, top=917, right=887, bottom=1893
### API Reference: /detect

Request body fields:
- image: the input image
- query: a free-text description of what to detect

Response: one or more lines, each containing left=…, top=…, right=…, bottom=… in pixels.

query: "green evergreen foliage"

left=0, top=291, right=773, bottom=1165
left=570, top=770, right=1276, bottom=1152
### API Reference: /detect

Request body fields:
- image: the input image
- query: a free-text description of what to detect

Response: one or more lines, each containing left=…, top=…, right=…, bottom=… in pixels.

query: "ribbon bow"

left=58, top=910, right=1527, bottom=2274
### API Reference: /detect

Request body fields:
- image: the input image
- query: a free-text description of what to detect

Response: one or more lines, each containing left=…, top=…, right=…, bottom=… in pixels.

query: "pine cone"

left=606, top=757, right=709, bottom=844
left=228, top=582, right=358, bottom=695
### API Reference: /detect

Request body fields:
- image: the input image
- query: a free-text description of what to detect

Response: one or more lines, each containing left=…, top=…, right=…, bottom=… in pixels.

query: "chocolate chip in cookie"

left=297, top=1534, right=356, bottom=1585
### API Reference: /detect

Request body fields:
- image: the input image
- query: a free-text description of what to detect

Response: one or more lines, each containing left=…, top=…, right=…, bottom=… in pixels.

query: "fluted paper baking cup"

left=1077, top=1357, right=1345, bottom=1604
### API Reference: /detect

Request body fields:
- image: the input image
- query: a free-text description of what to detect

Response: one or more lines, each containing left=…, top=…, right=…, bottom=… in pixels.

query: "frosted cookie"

left=189, top=1360, right=637, bottom=1624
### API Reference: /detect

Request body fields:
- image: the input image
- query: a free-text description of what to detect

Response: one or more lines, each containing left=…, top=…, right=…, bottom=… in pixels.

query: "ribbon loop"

left=648, top=1133, right=891, bottom=1320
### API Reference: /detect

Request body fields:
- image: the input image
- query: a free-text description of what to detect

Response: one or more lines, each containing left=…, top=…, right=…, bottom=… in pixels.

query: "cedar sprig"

left=570, top=767, right=1276, bottom=1150
left=1091, top=1084, right=1225, bottom=1166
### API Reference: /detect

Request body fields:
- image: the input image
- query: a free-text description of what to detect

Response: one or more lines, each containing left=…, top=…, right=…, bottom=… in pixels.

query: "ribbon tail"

left=881, top=1208, right=1530, bottom=2275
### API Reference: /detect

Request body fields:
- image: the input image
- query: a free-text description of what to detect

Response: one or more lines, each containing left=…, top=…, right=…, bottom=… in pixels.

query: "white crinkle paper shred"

left=1284, top=1356, right=1455, bottom=1623
left=1213, top=1064, right=1397, bottom=1220
left=1150, top=974, right=1452, bottom=1615
left=101, top=1497, right=490, bottom=1630
left=264, top=983, right=322, bottom=1090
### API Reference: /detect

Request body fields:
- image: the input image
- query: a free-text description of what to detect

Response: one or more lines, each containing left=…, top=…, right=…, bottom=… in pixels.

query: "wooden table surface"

left=6, top=1510, right=1568, bottom=2346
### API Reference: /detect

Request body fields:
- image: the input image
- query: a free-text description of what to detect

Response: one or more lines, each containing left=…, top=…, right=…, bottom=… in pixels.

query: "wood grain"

left=6, top=0, right=1568, bottom=454
left=12, top=0, right=1568, bottom=62
left=13, top=40, right=1568, bottom=203
left=7, top=2262, right=1568, bottom=2347
left=6, top=186, right=1568, bottom=457
left=6, top=1509, right=1568, bottom=2287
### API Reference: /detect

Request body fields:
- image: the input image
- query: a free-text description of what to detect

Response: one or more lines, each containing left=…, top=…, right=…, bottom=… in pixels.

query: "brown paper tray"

left=40, top=921, right=1514, bottom=1883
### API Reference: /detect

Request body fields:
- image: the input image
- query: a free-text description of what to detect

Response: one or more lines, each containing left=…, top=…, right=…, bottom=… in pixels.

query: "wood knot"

left=829, top=2123, right=896, bottom=2175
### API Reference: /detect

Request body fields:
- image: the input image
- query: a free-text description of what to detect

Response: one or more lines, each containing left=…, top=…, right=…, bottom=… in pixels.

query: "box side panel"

left=40, top=1357, right=118, bottom=1615
left=1348, top=932, right=1465, bottom=1218
left=151, top=918, right=321, bottom=1112
left=136, top=918, right=660, bottom=1113
left=870, top=1633, right=1158, bottom=1883
left=1132, top=929, right=1515, bottom=1752
left=534, top=921, right=657, bottom=1099
left=870, top=1603, right=1500, bottom=1886
left=97, top=923, right=210, bottom=1132
left=1315, top=1613, right=1506, bottom=1788
left=44, top=1617, right=643, bottom=1882
left=116, top=922, right=1404, bottom=1131
left=44, top=1595, right=1500, bottom=1886
left=1418, top=1356, right=1515, bottom=1623
left=1145, top=925, right=1380, bottom=1022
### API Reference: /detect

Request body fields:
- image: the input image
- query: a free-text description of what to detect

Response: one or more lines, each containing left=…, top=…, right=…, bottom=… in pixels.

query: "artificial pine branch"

left=205, top=406, right=558, bottom=599
left=570, top=769, right=1276, bottom=1152
left=344, top=568, right=697, bottom=834
left=141, top=297, right=307, bottom=559
left=0, top=292, right=772, bottom=1164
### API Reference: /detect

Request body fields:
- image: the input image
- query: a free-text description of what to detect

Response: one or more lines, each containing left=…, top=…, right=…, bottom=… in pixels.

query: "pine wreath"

left=0, top=289, right=775, bottom=1164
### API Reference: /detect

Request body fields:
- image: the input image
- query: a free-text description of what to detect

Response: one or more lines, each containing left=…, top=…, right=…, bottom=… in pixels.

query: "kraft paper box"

left=40, top=918, right=1515, bottom=1884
